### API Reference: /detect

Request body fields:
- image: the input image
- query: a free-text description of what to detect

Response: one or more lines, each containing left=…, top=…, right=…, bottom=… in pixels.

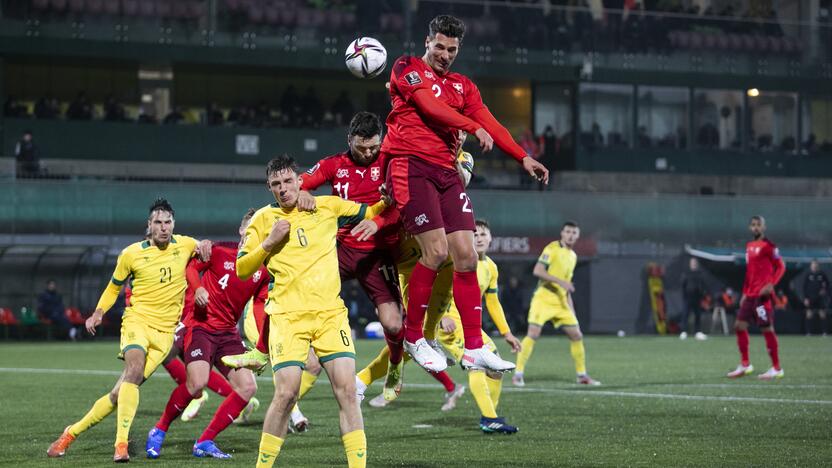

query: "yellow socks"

left=486, top=375, right=502, bottom=411
left=468, top=370, right=497, bottom=418
left=357, top=346, right=390, bottom=386
left=515, top=336, right=536, bottom=373
left=256, top=432, right=284, bottom=468
left=342, top=429, right=367, bottom=468
left=68, top=393, right=115, bottom=437
left=570, top=339, right=587, bottom=375
left=115, top=382, right=139, bottom=446
left=297, top=370, right=319, bottom=400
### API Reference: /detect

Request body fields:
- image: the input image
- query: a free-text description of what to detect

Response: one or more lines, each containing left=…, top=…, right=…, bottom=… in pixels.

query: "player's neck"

left=559, top=240, right=573, bottom=251
left=151, top=239, right=170, bottom=250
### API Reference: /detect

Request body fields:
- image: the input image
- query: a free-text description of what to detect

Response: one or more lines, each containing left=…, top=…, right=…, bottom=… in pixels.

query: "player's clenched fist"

left=263, top=219, right=291, bottom=251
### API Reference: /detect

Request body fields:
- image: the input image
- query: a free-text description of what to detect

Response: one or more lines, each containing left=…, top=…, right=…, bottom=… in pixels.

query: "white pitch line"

left=2, top=367, right=831, bottom=406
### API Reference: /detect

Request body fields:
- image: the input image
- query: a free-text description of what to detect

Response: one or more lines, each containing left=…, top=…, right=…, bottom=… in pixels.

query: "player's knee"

left=236, top=379, right=258, bottom=399
left=273, top=387, right=298, bottom=408
left=382, top=319, right=402, bottom=336
left=186, top=378, right=207, bottom=396
left=124, top=365, right=144, bottom=384
left=333, top=383, right=357, bottom=406
left=305, top=360, right=322, bottom=376
left=569, top=330, right=584, bottom=341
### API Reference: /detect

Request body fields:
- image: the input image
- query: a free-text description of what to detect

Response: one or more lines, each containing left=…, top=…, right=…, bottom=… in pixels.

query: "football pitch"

left=1, top=336, right=830, bottom=467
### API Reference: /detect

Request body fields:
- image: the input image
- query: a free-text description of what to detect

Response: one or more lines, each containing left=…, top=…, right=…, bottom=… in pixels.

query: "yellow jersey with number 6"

left=110, top=235, right=198, bottom=331
left=239, top=196, right=384, bottom=315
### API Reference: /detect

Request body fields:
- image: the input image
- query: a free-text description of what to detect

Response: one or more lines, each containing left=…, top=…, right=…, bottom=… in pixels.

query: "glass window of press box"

left=692, top=89, right=744, bottom=151
left=801, top=96, right=832, bottom=154
left=637, top=86, right=688, bottom=149
left=579, top=83, right=633, bottom=150
left=748, top=91, right=798, bottom=153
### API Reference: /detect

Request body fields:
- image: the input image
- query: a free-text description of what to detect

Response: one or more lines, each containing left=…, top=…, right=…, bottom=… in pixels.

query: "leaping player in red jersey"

left=382, top=15, right=549, bottom=373
left=727, top=215, right=786, bottom=380
left=145, top=209, right=270, bottom=459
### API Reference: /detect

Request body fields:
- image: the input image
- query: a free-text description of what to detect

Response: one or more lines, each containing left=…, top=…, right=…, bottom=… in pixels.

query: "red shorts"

left=184, top=326, right=246, bottom=377
left=386, top=155, right=475, bottom=235
left=738, top=296, right=774, bottom=327
left=170, top=323, right=186, bottom=358
left=338, top=244, right=401, bottom=306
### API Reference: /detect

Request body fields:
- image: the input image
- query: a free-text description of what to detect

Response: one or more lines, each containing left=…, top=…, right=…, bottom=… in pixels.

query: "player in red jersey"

left=727, top=216, right=786, bottom=380
left=145, top=209, right=270, bottom=459
left=381, top=14, right=548, bottom=373
left=297, top=111, right=407, bottom=396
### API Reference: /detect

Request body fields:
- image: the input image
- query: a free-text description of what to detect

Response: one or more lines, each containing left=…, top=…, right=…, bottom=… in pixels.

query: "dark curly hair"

left=429, top=15, right=466, bottom=41
left=266, top=154, right=298, bottom=178
left=148, top=197, right=174, bottom=219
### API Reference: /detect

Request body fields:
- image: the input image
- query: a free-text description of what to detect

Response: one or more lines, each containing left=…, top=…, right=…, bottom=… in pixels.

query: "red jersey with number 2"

left=381, top=55, right=486, bottom=169
left=184, top=244, right=269, bottom=331
left=303, top=151, right=399, bottom=250
left=743, top=238, right=785, bottom=298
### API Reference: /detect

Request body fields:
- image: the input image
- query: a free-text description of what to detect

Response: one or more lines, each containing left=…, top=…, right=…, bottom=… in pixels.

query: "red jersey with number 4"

left=381, top=55, right=486, bottom=169
left=184, top=244, right=269, bottom=331
left=743, top=238, right=785, bottom=298
left=303, top=151, right=399, bottom=250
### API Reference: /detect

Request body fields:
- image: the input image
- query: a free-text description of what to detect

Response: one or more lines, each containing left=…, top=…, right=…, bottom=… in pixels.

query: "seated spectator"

left=4, top=95, right=28, bottom=118
left=719, top=287, right=738, bottom=314
left=205, top=102, right=225, bottom=126
left=331, top=90, right=354, bottom=127
left=37, top=280, right=77, bottom=340
left=163, top=107, right=185, bottom=125
left=773, top=288, right=788, bottom=312
left=14, top=129, right=42, bottom=178
left=137, top=105, right=158, bottom=124
left=66, top=91, right=93, bottom=120
left=103, top=94, right=127, bottom=121
left=280, top=85, right=301, bottom=127
left=252, top=100, right=272, bottom=128
left=34, top=94, right=60, bottom=119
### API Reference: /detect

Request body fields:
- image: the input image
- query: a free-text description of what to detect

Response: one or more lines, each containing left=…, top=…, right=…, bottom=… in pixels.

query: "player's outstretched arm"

left=88, top=252, right=131, bottom=335
left=411, top=89, right=485, bottom=137
left=533, top=262, right=574, bottom=293
left=470, top=107, right=549, bottom=184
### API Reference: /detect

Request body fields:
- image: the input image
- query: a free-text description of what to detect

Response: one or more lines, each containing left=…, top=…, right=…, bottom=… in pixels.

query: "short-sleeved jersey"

left=184, top=244, right=270, bottom=332
left=381, top=55, right=486, bottom=169
left=110, top=235, right=198, bottom=331
left=743, top=238, right=783, bottom=297
left=303, top=151, right=399, bottom=250
left=532, top=241, right=577, bottom=304
left=240, top=196, right=377, bottom=315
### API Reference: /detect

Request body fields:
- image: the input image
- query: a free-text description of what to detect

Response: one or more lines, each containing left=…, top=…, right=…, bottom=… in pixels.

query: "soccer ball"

left=457, top=150, right=475, bottom=186
left=344, top=37, right=387, bottom=79
left=364, top=321, right=384, bottom=339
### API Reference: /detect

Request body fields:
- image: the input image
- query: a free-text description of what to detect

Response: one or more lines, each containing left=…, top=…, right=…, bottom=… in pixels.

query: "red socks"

left=430, top=370, right=456, bottom=393
left=404, top=263, right=438, bottom=343
left=156, top=383, right=196, bottom=431
left=164, top=359, right=187, bottom=385
left=736, top=329, right=750, bottom=366
left=385, top=326, right=405, bottom=365
left=453, top=270, right=484, bottom=350
left=208, top=370, right=233, bottom=397
left=763, top=330, right=781, bottom=370
left=198, top=392, right=249, bottom=443
left=254, top=304, right=270, bottom=355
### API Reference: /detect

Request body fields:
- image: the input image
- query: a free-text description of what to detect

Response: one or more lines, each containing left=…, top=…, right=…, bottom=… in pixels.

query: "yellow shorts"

left=436, top=308, right=496, bottom=362
left=528, top=295, right=579, bottom=328
left=268, top=307, right=354, bottom=371
left=118, top=317, right=174, bottom=379
left=242, top=302, right=259, bottom=346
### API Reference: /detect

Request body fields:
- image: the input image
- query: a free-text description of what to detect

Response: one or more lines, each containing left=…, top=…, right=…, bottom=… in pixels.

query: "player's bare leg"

left=289, top=349, right=320, bottom=432
left=322, top=357, right=367, bottom=467
left=513, top=323, right=542, bottom=387
left=257, top=366, right=302, bottom=467
left=377, top=301, right=405, bottom=400
left=727, top=319, right=754, bottom=377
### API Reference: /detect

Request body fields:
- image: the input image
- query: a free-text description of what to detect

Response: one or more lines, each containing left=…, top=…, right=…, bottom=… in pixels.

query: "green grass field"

left=1, top=336, right=830, bottom=467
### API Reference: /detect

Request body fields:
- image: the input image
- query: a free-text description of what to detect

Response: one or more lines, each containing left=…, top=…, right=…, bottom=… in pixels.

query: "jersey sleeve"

left=391, top=56, right=433, bottom=103
left=322, top=196, right=386, bottom=226
left=461, top=77, right=486, bottom=116
left=537, top=243, right=555, bottom=267
left=175, top=235, right=199, bottom=258
left=186, top=256, right=210, bottom=290
left=302, top=157, right=335, bottom=191
left=237, top=210, right=270, bottom=280
left=97, top=248, right=131, bottom=313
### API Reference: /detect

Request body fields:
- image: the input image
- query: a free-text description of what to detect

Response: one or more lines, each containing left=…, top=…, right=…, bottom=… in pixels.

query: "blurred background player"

left=145, top=209, right=268, bottom=459
left=436, top=219, right=522, bottom=433
left=679, top=257, right=708, bottom=341
left=382, top=14, right=548, bottom=373
left=238, top=155, right=386, bottom=468
left=802, top=260, right=829, bottom=336
left=727, top=216, right=786, bottom=380
left=513, top=221, right=601, bottom=387
left=47, top=199, right=210, bottom=462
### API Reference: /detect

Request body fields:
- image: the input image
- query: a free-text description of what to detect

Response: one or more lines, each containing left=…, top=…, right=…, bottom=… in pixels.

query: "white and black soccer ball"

left=344, top=37, right=387, bottom=79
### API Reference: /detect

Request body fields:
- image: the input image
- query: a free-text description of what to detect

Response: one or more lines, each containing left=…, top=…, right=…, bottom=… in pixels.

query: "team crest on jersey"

left=452, top=82, right=463, bottom=94
left=306, top=163, right=320, bottom=175
left=371, top=167, right=381, bottom=181
left=173, top=249, right=180, bottom=257
left=336, top=168, right=350, bottom=178
left=404, top=71, right=422, bottom=85
left=224, top=261, right=234, bottom=271
left=253, top=271, right=262, bottom=282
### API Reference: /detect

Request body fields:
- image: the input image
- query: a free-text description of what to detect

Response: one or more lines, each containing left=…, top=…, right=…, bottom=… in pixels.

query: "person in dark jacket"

left=679, top=257, right=708, bottom=340
left=15, top=130, right=41, bottom=178
left=803, top=260, right=829, bottom=335
left=37, top=280, right=77, bottom=340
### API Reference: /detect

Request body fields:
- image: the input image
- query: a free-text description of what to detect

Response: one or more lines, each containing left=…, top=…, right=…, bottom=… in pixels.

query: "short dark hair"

left=750, top=215, right=764, bottom=223
left=429, top=15, right=466, bottom=41
left=266, top=154, right=298, bottom=178
left=475, top=219, right=490, bottom=230
left=148, top=198, right=175, bottom=218
left=242, top=207, right=256, bottom=223
left=562, top=221, right=579, bottom=229
left=23, top=129, right=32, bottom=136
left=349, top=112, right=382, bottom=139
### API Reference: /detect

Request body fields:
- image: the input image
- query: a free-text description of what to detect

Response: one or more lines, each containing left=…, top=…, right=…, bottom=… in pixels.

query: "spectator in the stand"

left=279, top=85, right=301, bottom=127
left=773, top=288, right=788, bottom=313
left=301, top=87, right=323, bottom=128
left=65, top=91, right=92, bottom=120
left=227, top=104, right=248, bottom=126
left=519, top=129, right=543, bottom=189
left=636, top=126, right=651, bottom=148
left=162, top=106, right=185, bottom=125
left=103, top=94, right=126, bottom=121
left=803, top=260, right=828, bottom=335
left=697, top=123, right=719, bottom=148
left=679, top=257, right=708, bottom=340
left=331, top=90, right=354, bottom=127
left=253, top=100, right=272, bottom=128
left=14, top=130, right=42, bottom=178
left=590, top=122, right=604, bottom=147
left=719, top=287, right=738, bottom=314
left=37, top=280, right=77, bottom=340
left=205, top=102, right=224, bottom=126
left=137, top=105, right=158, bottom=124
left=4, top=95, right=28, bottom=118
left=34, top=94, right=60, bottom=119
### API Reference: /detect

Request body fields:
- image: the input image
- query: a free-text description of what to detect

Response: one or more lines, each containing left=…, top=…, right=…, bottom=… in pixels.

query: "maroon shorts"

left=170, top=323, right=186, bottom=358
left=738, top=296, right=774, bottom=327
left=338, top=244, right=401, bottom=306
left=183, top=326, right=246, bottom=377
left=386, top=155, right=475, bottom=235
